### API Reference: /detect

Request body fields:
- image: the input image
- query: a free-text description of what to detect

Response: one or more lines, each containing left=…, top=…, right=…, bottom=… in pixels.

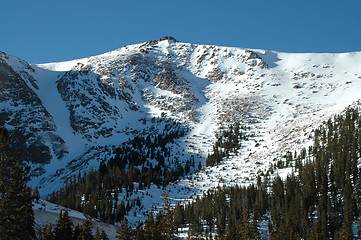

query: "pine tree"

left=173, top=203, right=184, bottom=230
left=160, top=191, right=174, bottom=239
left=73, top=224, right=82, bottom=240
left=54, top=210, right=73, bottom=240
left=334, top=221, right=353, bottom=240
left=237, top=208, right=259, bottom=240
left=358, top=217, right=361, bottom=240
left=135, top=222, right=145, bottom=240
left=0, top=126, right=35, bottom=239
left=116, top=218, right=132, bottom=240
left=94, top=228, right=101, bottom=240
left=143, top=213, right=162, bottom=240
left=77, top=220, right=94, bottom=240
left=100, top=229, right=109, bottom=240
left=189, top=218, right=202, bottom=237
left=39, top=223, right=54, bottom=240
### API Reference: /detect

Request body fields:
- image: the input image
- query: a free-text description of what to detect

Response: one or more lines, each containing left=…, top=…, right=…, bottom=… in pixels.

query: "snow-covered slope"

left=34, top=199, right=118, bottom=239
left=0, top=51, right=67, bottom=168
left=2, top=37, right=361, bottom=225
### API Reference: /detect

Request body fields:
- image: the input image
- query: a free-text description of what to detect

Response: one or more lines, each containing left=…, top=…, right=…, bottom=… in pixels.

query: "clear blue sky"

left=2, top=0, right=361, bottom=63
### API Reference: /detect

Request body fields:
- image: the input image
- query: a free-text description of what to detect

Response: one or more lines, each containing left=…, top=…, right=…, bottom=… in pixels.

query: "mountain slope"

left=34, top=199, right=118, bottom=239
left=0, top=51, right=67, bottom=169
left=1, top=38, right=361, bottom=225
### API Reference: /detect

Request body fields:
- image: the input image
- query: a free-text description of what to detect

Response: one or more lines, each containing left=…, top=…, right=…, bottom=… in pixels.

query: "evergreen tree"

left=94, top=228, right=101, bottom=240
left=143, top=213, right=162, bottom=240
left=100, top=229, right=109, bottom=240
left=189, top=218, right=202, bottom=237
left=237, top=208, right=259, bottom=240
left=0, top=126, right=35, bottom=239
left=73, top=224, right=82, bottom=240
left=39, top=223, right=54, bottom=240
left=54, top=210, right=73, bottom=240
left=135, top=222, right=145, bottom=240
left=173, top=203, right=184, bottom=230
left=334, top=221, right=353, bottom=240
left=45, top=106, right=361, bottom=239
left=77, top=220, right=94, bottom=240
left=358, top=217, right=361, bottom=240
left=116, top=218, right=132, bottom=240
left=160, top=191, right=174, bottom=239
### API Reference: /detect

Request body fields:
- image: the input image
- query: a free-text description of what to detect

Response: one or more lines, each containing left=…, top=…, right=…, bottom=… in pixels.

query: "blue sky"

left=2, top=0, right=361, bottom=63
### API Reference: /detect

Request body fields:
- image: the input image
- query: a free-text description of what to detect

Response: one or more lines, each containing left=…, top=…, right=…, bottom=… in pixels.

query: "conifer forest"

left=31, top=107, right=361, bottom=239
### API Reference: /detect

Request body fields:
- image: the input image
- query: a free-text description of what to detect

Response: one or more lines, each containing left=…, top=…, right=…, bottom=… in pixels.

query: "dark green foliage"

left=333, top=221, right=353, bottom=240
left=73, top=224, right=82, bottom=240
left=48, top=124, right=189, bottom=224
left=94, top=228, right=109, bottom=240
left=0, top=126, right=35, bottom=239
left=74, top=220, right=94, bottom=240
left=236, top=208, right=259, bottom=240
left=116, top=218, right=132, bottom=240
left=143, top=213, right=162, bottom=240
left=114, top=193, right=179, bottom=240
left=172, top=107, right=361, bottom=239
left=134, top=223, right=145, bottom=240
left=39, top=224, right=54, bottom=240
left=159, top=191, right=174, bottom=239
left=189, top=218, right=202, bottom=237
left=54, top=210, right=73, bottom=240
left=177, top=186, right=261, bottom=239
left=39, top=212, right=108, bottom=240
left=206, top=123, right=245, bottom=167
left=173, top=203, right=184, bottom=229
left=358, top=217, right=361, bottom=239
left=268, top=107, right=361, bottom=239
left=48, top=106, right=361, bottom=239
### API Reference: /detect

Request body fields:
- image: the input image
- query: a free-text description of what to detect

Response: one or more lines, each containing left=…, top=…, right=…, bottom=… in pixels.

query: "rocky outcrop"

left=56, top=69, right=121, bottom=140
left=0, top=53, right=67, bottom=166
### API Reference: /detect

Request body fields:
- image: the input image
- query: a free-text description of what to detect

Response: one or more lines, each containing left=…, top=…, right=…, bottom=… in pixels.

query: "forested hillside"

left=46, top=106, right=361, bottom=239
left=47, top=121, right=194, bottom=224
left=172, top=107, right=361, bottom=239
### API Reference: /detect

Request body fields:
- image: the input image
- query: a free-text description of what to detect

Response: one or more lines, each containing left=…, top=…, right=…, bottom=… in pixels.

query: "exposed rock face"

left=56, top=68, right=120, bottom=140
left=0, top=52, right=67, bottom=167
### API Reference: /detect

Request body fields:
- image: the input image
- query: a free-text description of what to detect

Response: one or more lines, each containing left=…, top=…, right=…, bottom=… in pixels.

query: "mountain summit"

left=1, top=40, right=361, bottom=224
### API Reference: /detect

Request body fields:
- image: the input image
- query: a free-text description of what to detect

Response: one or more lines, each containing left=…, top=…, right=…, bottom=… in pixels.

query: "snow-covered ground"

left=33, top=199, right=118, bottom=239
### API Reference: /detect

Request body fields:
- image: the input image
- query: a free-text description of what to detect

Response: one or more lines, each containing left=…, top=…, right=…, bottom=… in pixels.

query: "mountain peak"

left=146, top=36, right=178, bottom=45
left=2, top=41, right=361, bottom=227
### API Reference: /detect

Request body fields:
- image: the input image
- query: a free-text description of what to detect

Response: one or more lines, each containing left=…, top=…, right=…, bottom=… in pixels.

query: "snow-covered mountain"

left=2, top=37, right=361, bottom=225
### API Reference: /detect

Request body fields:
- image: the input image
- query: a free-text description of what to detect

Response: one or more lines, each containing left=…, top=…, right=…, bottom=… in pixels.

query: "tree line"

left=3, top=104, right=361, bottom=239
left=166, top=107, right=361, bottom=239
left=47, top=122, right=199, bottom=224
left=0, top=126, right=35, bottom=239
left=49, top=106, right=361, bottom=239
left=38, top=209, right=109, bottom=240
left=101, top=106, right=361, bottom=239
left=206, top=123, right=247, bottom=167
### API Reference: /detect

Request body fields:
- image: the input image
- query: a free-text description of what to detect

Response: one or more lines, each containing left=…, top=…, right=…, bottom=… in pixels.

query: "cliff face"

left=0, top=51, right=67, bottom=170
